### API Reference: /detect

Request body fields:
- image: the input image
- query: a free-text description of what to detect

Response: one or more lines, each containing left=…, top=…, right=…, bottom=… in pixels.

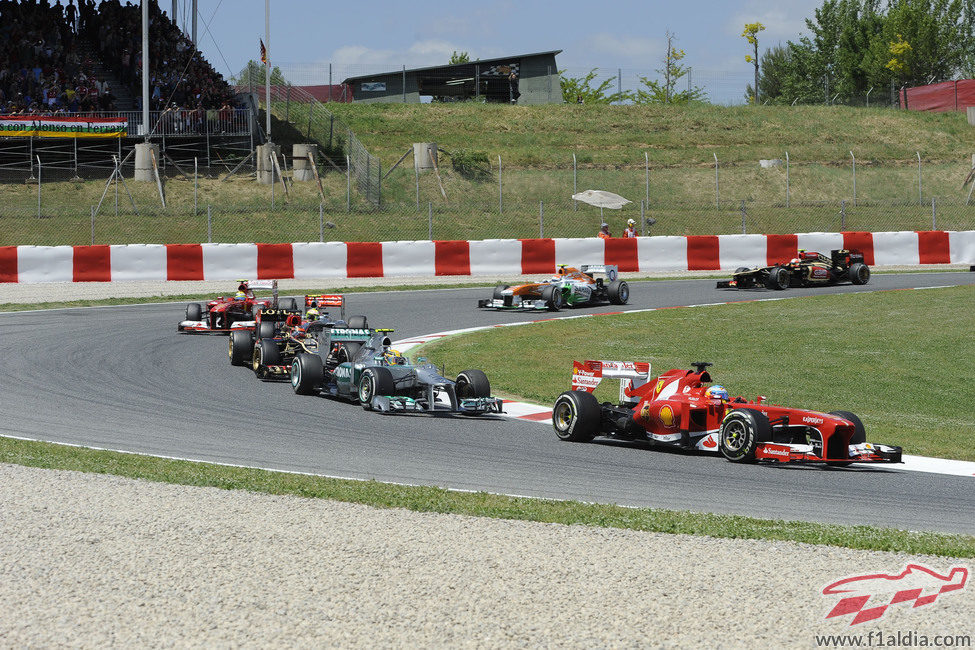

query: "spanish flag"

left=260, top=39, right=267, bottom=66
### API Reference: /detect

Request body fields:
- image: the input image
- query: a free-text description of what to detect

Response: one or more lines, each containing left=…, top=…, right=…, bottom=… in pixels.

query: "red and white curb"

left=393, top=296, right=975, bottom=479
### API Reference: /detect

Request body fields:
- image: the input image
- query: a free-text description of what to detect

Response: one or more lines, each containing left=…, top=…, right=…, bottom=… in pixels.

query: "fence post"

left=740, top=200, right=746, bottom=233
left=270, top=152, right=275, bottom=210
left=850, top=151, right=856, bottom=206
left=415, top=162, right=420, bottom=212
left=641, top=199, right=646, bottom=236
left=207, top=205, right=212, bottom=242
left=90, top=205, right=95, bottom=245
left=328, top=63, right=332, bottom=102
left=74, top=137, right=78, bottom=177
left=498, top=155, right=502, bottom=215
left=319, top=202, right=324, bottom=242
left=932, top=197, right=936, bottom=230
left=539, top=200, right=544, bottom=237
left=785, top=151, right=790, bottom=208
left=346, top=154, right=351, bottom=213
left=840, top=199, right=846, bottom=231
left=402, top=65, right=407, bottom=103
left=572, top=153, right=578, bottom=211
left=36, top=155, right=41, bottom=219
left=194, top=157, right=198, bottom=216
left=713, top=153, right=719, bottom=209
left=644, top=152, right=649, bottom=205
left=428, top=202, right=433, bottom=240
left=917, top=152, right=922, bottom=205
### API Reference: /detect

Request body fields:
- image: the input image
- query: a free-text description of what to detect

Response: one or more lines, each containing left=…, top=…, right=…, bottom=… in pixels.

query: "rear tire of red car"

left=552, top=390, right=600, bottom=442
left=849, top=262, right=870, bottom=285
left=229, top=330, right=254, bottom=366
left=347, top=315, right=369, bottom=329
left=456, top=369, right=491, bottom=399
left=719, top=409, right=771, bottom=462
left=291, top=353, right=324, bottom=395
left=186, top=303, right=202, bottom=320
left=358, top=367, right=395, bottom=410
left=765, top=267, right=789, bottom=290
left=607, top=279, right=629, bottom=304
left=826, top=410, right=866, bottom=467
left=540, top=285, right=563, bottom=311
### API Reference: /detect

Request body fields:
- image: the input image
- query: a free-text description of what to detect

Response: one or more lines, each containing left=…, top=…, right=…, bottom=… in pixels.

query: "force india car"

left=478, top=264, right=630, bottom=311
left=717, top=249, right=870, bottom=290
left=177, top=279, right=299, bottom=334
left=289, top=329, right=503, bottom=415
left=229, top=294, right=369, bottom=380
left=552, top=360, right=902, bottom=466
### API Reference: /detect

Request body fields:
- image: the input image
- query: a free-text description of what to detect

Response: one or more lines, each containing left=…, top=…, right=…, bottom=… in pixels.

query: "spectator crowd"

left=0, top=0, right=240, bottom=127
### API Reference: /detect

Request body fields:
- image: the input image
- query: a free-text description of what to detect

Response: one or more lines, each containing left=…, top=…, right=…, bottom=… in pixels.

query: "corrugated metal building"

left=342, top=51, right=562, bottom=105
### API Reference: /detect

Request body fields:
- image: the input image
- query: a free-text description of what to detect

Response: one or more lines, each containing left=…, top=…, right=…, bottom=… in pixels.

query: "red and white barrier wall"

left=1, top=231, right=973, bottom=283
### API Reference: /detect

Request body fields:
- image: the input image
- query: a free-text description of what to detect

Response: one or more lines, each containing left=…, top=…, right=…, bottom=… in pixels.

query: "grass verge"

left=419, top=285, right=975, bottom=461
left=2, top=435, right=972, bottom=557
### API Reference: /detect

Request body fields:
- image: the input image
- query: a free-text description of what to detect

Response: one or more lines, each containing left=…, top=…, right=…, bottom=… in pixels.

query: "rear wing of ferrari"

left=571, top=360, right=651, bottom=404
left=305, top=293, right=345, bottom=321
left=241, top=279, right=279, bottom=307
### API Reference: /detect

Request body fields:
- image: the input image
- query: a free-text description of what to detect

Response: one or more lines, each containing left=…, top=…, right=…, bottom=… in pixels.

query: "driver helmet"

left=305, top=307, right=320, bottom=321
left=789, top=257, right=801, bottom=267
left=705, top=385, right=729, bottom=402
left=234, top=291, right=246, bottom=301
left=382, top=348, right=405, bottom=365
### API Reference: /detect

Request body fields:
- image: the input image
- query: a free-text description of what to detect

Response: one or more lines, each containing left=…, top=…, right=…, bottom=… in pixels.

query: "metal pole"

left=415, top=161, right=420, bottom=211
left=866, top=86, right=873, bottom=108
left=713, top=153, right=719, bottom=208
left=74, top=137, right=78, bottom=176
left=265, top=0, right=271, bottom=141
left=428, top=202, right=433, bottom=240
left=142, top=0, right=149, bottom=140
left=29, top=137, right=33, bottom=177
left=191, top=0, right=198, bottom=45
left=207, top=205, right=212, bottom=242
left=573, top=152, right=577, bottom=211
left=91, top=205, right=95, bottom=245
left=346, top=154, right=351, bottom=212
left=498, top=155, right=502, bottom=215
left=194, top=157, right=198, bottom=215
left=270, top=152, right=275, bottom=210
left=114, top=166, right=118, bottom=216
left=402, top=65, right=406, bottom=103
left=319, top=203, right=324, bottom=242
left=850, top=151, right=856, bottom=206
left=644, top=152, right=649, bottom=205
left=932, top=197, right=936, bottom=230
left=539, top=200, right=544, bottom=238
left=785, top=151, right=790, bottom=208
left=917, top=152, right=922, bottom=205
left=36, top=155, right=41, bottom=219
left=328, top=64, right=332, bottom=102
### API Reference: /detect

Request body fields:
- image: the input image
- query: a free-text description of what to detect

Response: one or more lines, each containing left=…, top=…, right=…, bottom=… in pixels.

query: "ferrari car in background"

left=290, top=328, right=503, bottom=416
left=478, top=264, right=630, bottom=311
left=177, top=279, right=299, bottom=334
left=717, top=249, right=870, bottom=290
left=552, top=360, right=901, bottom=466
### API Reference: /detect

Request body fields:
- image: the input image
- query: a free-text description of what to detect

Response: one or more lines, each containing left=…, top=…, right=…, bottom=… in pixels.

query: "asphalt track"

left=2, top=272, right=974, bottom=534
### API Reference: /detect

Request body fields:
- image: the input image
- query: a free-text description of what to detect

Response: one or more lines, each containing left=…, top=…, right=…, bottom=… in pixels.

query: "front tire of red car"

left=719, top=409, right=771, bottom=462
left=186, top=303, right=202, bottom=320
left=826, top=410, right=866, bottom=467
left=552, top=391, right=600, bottom=442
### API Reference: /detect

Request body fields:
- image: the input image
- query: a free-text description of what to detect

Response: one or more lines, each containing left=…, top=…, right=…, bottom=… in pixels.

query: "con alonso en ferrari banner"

left=0, top=115, right=128, bottom=138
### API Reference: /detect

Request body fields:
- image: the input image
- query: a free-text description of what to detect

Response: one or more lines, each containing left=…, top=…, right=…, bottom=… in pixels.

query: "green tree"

left=742, top=22, right=766, bottom=103
left=633, top=31, right=708, bottom=104
left=232, top=60, right=289, bottom=87
left=448, top=51, right=471, bottom=64
left=559, top=68, right=630, bottom=104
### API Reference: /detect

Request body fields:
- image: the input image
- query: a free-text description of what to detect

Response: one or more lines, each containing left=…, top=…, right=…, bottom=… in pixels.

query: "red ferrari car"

left=552, top=360, right=902, bottom=466
left=177, top=280, right=298, bottom=334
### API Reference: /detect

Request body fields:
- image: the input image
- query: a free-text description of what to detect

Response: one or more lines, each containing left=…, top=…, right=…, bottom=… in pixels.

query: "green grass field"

left=418, top=285, right=975, bottom=461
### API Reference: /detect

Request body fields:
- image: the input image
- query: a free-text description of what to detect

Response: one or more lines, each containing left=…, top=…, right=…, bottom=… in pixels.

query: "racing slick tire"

left=456, top=369, right=491, bottom=399
left=358, top=367, right=395, bottom=410
left=492, top=284, right=509, bottom=300
left=252, top=339, right=282, bottom=373
left=827, top=410, right=866, bottom=467
left=734, top=267, right=755, bottom=289
left=347, top=315, right=369, bottom=329
left=719, top=408, right=772, bottom=462
left=291, top=353, right=325, bottom=395
left=280, top=298, right=299, bottom=311
left=848, top=262, right=870, bottom=285
left=257, top=321, right=276, bottom=340
left=765, top=266, right=790, bottom=290
left=229, top=330, right=254, bottom=366
left=552, top=390, right=600, bottom=442
left=540, top=285, right=563, bottom=311
left=606, top=279, right=630, bottom=305
left=186, top=303, right=203, bottom=321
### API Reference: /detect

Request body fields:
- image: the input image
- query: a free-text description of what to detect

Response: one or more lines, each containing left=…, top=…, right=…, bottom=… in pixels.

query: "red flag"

left=260, top=39, right=267, bottom=66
